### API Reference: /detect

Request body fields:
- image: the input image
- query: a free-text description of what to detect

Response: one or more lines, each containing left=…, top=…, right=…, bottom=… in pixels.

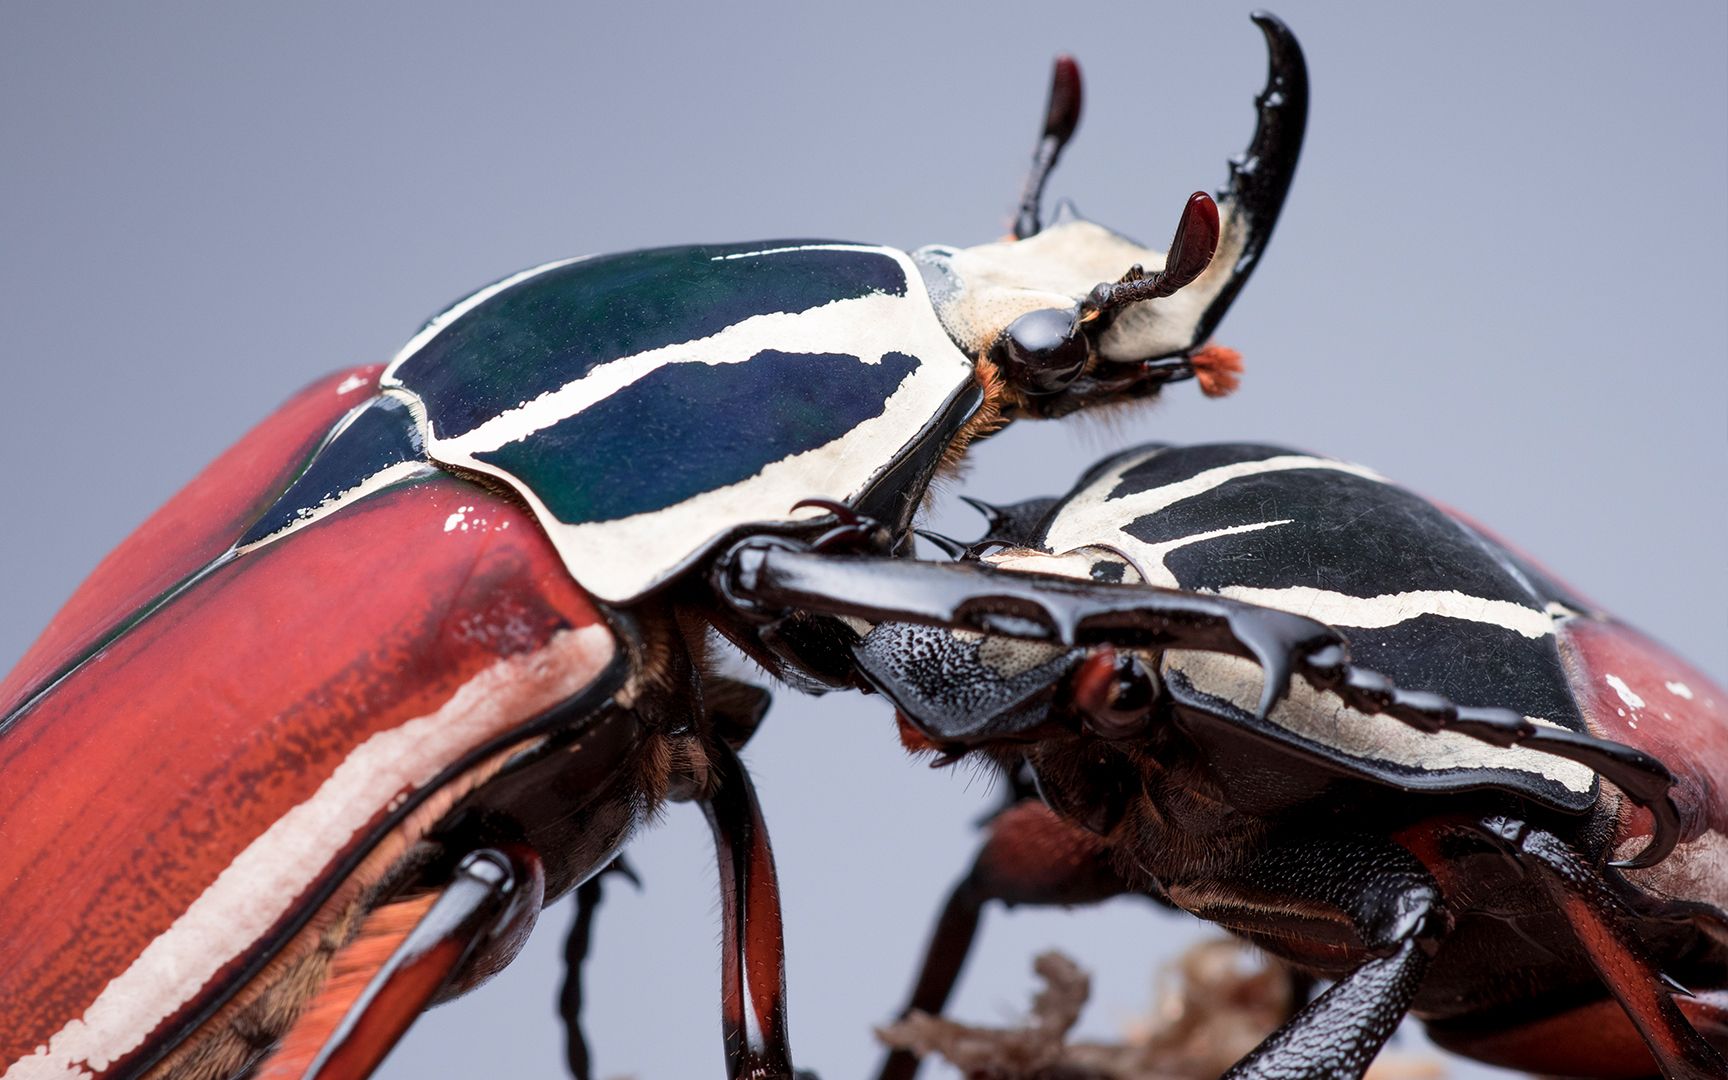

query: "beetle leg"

left=701, top=739, right=800, bottom=1079
left=877, top=798, right=1130, bottom=1080
left=1453, top=817, right=1728, bottom=1079
left=723, top=544, right=1683, bottom=869
left=277, top=846, right=546, bottom=1080
left=559, top=857, right=640, bottom=1080
left=716, top=543, right=1347, bottom=720
left=1167, top=837, right=1448, bottom=1080
left=1299, top=644, right=1683, bottom=870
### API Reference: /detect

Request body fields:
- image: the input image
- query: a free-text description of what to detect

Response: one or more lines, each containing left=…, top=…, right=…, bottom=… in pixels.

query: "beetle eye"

left=995, top=308, right=1089, bottom=394
left=1074, top=648, right=1158, bottom=739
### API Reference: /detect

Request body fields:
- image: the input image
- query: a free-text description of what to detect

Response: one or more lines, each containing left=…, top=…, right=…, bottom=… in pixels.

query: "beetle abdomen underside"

left=381, top=242, right=979, bottom=603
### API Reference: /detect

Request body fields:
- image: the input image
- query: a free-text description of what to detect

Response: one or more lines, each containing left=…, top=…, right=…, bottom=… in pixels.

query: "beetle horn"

left=1191, top=10, right=1309, bottom=346
left=1079, top=13, right=1307, bottom=368
left=1013, top=55, right=1084, bottom=240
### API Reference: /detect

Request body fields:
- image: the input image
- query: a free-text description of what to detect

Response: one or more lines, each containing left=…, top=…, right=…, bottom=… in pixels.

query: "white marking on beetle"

left=714, top=242, right=902, bottom=261
left=1606, top=674, right=1646, bottom=710
left=1667, top=680, right=1695, bottom=700
left=397, top=247, right=973, bottom=602
left=435, top=288, right=933, bottom=457
left=1217, top=585, right=1556, bottom=639
left=334, top=373, right=369, bottom=395
left=1163, top=650, right=1595, bottom=794
left=1043, top=452, right=1392, bottom=560
left=1043, top=449, right=1556, bottom=641
left=1, top=625, right=615, bottom=1080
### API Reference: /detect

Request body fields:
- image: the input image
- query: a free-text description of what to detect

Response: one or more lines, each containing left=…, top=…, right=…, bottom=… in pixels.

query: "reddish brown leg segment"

left=1482, top=820, right=1727, bottom=1080
left=297, top=846, right=546, bottom=1080
left=702, top=741, right=797, bottom=1080
left=877, top=799, right=1128, bottom=1080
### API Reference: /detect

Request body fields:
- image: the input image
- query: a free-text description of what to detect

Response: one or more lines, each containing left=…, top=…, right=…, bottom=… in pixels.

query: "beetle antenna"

left=1013, top=55, right=1083, bottom=240
left=1076, top=192, right=1220, bottom=324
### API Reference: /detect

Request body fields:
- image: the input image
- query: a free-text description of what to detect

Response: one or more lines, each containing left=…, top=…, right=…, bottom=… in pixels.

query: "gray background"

left=2, top=3, right=1723, bottom=1078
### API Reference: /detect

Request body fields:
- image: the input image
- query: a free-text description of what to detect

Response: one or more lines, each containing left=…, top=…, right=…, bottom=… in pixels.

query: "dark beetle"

left=0, top=18, right=1441, bottom=1080
left=858, top=442, right=1727, bottom=1079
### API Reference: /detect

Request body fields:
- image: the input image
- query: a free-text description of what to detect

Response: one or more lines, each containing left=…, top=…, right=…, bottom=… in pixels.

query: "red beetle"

left=0, top=18, right=1356, bottom=1080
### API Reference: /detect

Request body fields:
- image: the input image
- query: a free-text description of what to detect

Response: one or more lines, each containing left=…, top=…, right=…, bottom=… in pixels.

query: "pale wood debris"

left=877, top=940, right=1448, bottom=1080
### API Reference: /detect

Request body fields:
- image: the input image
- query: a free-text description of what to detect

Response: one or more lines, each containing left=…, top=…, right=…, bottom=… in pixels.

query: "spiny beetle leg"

left=1303, top=645, right=1682, bottom=870
left=701, top=740, right=799, bottom=1079
left=714, top=543, right=1346, bottom=719
left=722, top=542, right=1681, bottom=866
left=300, top=846, right=546, bottom=1080
left=1458, top=819, right=1727, bottom=1079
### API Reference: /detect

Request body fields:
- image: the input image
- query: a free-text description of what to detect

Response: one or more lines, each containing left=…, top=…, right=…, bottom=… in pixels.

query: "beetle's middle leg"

left=876, top=796, right=1131, bottom=1080
left=1161, top=836, right=1449, bottom=1080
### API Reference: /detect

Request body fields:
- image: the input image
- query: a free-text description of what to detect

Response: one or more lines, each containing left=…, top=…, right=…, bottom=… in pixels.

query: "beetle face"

left=917, top=210, right=1230, bottom=417
left=915, top=12, right=1307, bottom=420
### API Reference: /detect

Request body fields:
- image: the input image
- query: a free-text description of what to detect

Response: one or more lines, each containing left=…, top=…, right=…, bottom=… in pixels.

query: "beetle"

left=0, top=16, right=1445, bottom=1080
left=855, top=441, right=1727, bottom=1079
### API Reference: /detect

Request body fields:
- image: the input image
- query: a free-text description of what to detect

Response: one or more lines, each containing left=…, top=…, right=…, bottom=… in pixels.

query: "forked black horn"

left=1190, top=10, right=1309, bottom=346
left=1013, top=55, right=1084, bottom=240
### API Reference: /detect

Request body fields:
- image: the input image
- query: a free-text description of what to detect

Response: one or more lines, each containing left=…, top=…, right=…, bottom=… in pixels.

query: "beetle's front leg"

left=714, top=543, right=1344, bottom=721
left=877, top=798, right=1130, bottom=1080
left=701, top=739, right=802, bottom=1080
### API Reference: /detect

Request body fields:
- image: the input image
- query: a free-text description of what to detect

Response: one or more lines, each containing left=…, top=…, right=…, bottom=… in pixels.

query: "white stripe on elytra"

left=1045, top=450, right=1553, bottom=641
left=1042, top=451, right=1392, bottom=559
left=714, top=242, right=899, bottom=261
left=1214, top=585, right=1557, bottom=639
left=1163, top=650, right=1595, bottom=792
left=432, top=287, right=921, bottom=458
left=383, top=254, right=594, bottom=374
left=2, top=625, right=615, bottom=1080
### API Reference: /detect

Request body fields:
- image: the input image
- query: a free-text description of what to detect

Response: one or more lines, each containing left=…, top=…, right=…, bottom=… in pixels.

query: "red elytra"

left=0, top=376, right=623, bottom=1078
left=1569, top=615, right=1728, bottom=867
left=0, top=366, right=383, bottom=719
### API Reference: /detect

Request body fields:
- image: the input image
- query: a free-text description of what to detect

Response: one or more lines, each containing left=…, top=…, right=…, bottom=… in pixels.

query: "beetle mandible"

left=0, top=15, right=1445, bottom=1080
left=857, top=441, right=1726, bottom=1079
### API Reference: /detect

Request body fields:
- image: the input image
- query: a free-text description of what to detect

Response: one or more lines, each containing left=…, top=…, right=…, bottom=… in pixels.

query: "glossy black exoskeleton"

left=859, top=443, right=1726, bottom=1080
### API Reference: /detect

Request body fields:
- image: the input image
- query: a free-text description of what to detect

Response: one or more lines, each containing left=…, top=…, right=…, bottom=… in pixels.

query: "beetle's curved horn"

left=1013, top=55, right=1084, bottom=240
left=1083, top=13, right=1307, bottom=366
left=1192, top=10, right=1308, bottom=346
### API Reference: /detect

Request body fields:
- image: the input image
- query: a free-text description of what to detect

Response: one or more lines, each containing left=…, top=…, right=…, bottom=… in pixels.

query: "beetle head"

left=914, top=13, right=1306, bottom=420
